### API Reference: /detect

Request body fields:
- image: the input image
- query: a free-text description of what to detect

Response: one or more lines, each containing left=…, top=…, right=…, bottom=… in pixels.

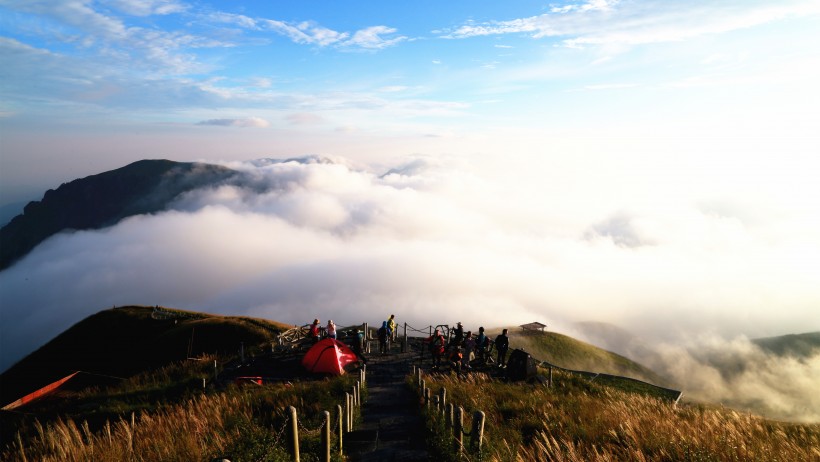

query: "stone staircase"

left=346, top=340, right=430, bottom=461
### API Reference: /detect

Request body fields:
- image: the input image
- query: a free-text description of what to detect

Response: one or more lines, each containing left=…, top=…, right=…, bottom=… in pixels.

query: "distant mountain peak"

left=0, top=159, right=237, bottom=270
left=249, top=155, right=339, bottom=167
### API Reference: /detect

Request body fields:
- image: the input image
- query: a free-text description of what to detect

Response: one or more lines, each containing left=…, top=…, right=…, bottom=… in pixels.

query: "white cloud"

left=2, top=156, right=819, bottom=379
left=2, top=0, right=227, bottom=75
left=207, top=11, right=259, bottom=30
left=260, top=19, right=349, bottom=46
left=256, top=19, right=406, bottom=50
left=106, top=0, right=187, bottom=16
left=443, top=1, right=820, bottom=51
left=197, top=117, right=269, bottom=128
left=342, top=26, right=407, bottom=50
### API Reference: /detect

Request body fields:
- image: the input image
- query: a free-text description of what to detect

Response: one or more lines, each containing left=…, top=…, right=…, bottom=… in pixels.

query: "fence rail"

left=413, top=366, right=486, bottom=461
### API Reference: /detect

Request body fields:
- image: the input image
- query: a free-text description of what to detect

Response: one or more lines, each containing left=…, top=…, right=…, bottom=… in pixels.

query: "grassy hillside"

left=0, top=305, right=293, bottom=407
left=2, top=310, right=817, bottom=461
left=489, top=327, right=669, bottom=386
left=753, top=331, right=820, bottom=358
left=418, top=372, right=820, bottom=462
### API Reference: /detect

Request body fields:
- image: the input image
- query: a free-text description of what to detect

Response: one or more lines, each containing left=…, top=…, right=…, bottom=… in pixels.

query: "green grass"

left=490, top=328, right=669, bottom=386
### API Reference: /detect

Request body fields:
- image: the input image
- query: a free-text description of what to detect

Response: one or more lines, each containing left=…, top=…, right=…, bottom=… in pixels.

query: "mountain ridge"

left=0, top=159, right=237, bottom=270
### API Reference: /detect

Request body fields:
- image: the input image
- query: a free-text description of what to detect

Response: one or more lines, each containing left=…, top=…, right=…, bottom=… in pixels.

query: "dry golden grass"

left=4, top=377, right=358, bottom=462
left=419, top=371, right=820, bottom=462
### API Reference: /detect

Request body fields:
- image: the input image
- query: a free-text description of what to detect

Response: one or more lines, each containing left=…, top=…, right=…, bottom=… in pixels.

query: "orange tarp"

left=2, top=371, right=80, bottom=410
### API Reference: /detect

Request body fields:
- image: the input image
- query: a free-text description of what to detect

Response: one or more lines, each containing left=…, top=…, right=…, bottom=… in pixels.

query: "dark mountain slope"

left=0, top=305, right=293, bottom=407
left=753, top=331, right=820, bottom=358
left=0, top=159, right=236, bottom=270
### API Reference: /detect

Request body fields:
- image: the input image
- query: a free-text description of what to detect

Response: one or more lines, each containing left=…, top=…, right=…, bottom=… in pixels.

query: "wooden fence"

left=413, top=366, right=486, bottom=460
left=214, top=366, right=365, bottom=462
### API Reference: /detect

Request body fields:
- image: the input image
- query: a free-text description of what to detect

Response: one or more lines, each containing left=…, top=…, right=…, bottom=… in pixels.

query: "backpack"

left=378, top=326, right=387, bottom=341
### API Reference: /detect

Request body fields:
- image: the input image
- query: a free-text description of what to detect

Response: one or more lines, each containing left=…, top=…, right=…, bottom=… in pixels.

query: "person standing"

left=352, top=329, right=367, bottom=362
left=452, top=321, right=464, bottom=346
left=426, top=328, right=446, bottom=370
left=495, top=328, right=509, bottom=367
left=475, top=327, right=488, bottom=363
left=378, top=321, right=389, bottom=354
left=462, top=331, right=475, bottom=370
left=326, top=320, right=337, bottom=339
left=309, top=319, right=321, bottom=344
left=387, top=314, right=398, bottom=343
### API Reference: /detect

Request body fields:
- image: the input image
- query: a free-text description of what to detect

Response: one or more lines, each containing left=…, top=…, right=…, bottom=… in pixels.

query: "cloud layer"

left=1, top=155, right=819, bottom=420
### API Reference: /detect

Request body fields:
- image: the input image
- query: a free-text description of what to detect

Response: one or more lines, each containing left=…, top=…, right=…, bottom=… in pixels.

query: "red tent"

left=302, top=338, right=360, bottom=375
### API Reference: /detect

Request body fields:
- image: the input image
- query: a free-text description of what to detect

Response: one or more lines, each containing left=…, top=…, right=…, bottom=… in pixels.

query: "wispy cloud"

left=106, top=0, right=188, bottom=17
left=2, top=0, right=225, bottom=75
left=197, top=117, right=269, bottom=128
left=343, top=25, right=407, bottom=50
left=261, top=19, right=349, bottom=47
left=212, top=14, right=407, bottom=50
left=442, top=1, right=820, bottom=50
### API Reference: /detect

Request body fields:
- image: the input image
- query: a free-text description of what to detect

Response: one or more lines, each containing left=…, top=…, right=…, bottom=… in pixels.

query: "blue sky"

left=2, top=1, right=818, bottom=199
left=2, top=3, right=820, bottom=414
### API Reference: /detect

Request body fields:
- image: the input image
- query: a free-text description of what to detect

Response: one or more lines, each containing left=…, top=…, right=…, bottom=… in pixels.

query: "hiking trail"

left=346, top=339, right=430, bottom=461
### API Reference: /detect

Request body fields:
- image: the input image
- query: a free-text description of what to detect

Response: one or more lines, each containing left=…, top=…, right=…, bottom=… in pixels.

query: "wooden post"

left=287, top=406, right=300, bottom=462
left=471, top=411, right=485, bottom=453
left=364, top=323, right=370, bottom=353
left=433, top=395, right=440, bottom=413
left=321, top=411, right=331, bottom=462
left=345, top=393, right=352, bottom=432
left=214, top=360, right=218, bottom=381
left=548, top=366, right=553, bottom=388
left=454, top=406, right=464, bottom=455
left=130, top=411, right=135, bottom=453
left=424, top=386, right=431, bottom=409
left=439, top=387, right=447, bottom=413
left=336, top=404, right=344, bottom=456
left=202, top=377, right=206, bottom=390
left=417, top=367, right=422, bottom=387
left=403, top=322, right=408, bottom=353
left=447, top=402, right=454, bottom=427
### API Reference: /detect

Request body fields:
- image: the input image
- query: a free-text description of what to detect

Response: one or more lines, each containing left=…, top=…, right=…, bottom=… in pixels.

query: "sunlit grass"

left=417, top=370, right=820, bottom=461
left=3, top=375, right=358, bottom=462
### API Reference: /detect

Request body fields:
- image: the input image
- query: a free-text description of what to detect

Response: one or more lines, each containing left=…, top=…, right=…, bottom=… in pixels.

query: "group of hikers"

left=425, top=323, right=509, bottom=373
left=306, top=314, right=399, bottom=359
left=305, top=316, right=511, bottom=372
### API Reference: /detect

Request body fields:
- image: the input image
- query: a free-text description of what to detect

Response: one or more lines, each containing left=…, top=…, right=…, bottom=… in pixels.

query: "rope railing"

left=210, top=355, right=367, bottom=462
left=412, top=366, right=486, bottom=461
left=275, top=368, right=365, bottom=462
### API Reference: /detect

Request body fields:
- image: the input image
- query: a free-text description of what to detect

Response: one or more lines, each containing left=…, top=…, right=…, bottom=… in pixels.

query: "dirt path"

left=346, top=340, right=430, bottom=461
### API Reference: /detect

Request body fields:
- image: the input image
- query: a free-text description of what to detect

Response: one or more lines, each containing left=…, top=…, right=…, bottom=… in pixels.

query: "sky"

left=1, top=1, right=820, bottom=419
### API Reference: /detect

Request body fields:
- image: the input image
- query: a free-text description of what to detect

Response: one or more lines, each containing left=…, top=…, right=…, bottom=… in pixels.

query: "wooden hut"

left=520, top=322, right=547, bottom=332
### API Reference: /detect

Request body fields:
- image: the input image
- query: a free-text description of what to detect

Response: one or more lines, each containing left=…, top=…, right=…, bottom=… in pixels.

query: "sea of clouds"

left=1, top=155, right=818, bottom=421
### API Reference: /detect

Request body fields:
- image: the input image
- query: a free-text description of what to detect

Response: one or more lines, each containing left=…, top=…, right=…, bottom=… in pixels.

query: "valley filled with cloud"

left=1, top=155, right=818, bottom=420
